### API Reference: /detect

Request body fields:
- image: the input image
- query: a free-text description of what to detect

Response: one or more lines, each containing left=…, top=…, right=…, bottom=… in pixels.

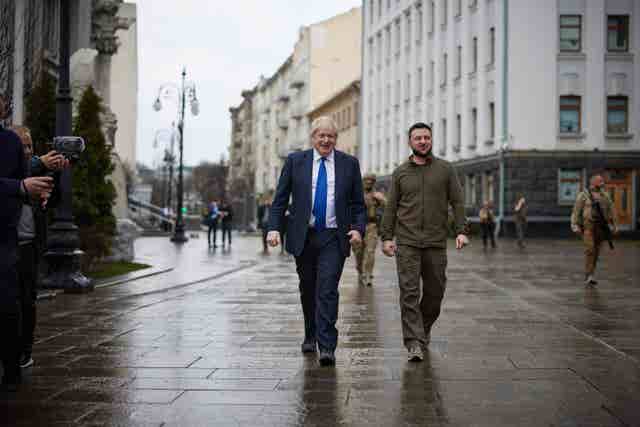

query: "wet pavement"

left=2, top=233, right=640, bottom=426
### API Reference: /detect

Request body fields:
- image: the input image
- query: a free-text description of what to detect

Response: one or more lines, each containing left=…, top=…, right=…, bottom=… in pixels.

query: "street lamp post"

left=153, top=68, right=199, bottom=243
left=42, top=0, right=92, bottom=291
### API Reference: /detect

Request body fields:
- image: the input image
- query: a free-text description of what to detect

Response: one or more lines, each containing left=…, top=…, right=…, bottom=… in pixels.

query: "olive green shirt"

left=571, top=190, right=616, bottom=230
left=380, top=155, right=466, bottom=248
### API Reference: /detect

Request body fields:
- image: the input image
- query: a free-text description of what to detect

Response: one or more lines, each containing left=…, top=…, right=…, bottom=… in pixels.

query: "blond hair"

left=310, top=116, right=338, bottom=137
left=10, top=125, right=32, bottom=144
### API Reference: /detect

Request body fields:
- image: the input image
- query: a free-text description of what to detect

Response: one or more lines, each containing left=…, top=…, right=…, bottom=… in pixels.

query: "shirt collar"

left=313, top=148, right=334, bottom=162
left=409, top=154, right=433, bottom=166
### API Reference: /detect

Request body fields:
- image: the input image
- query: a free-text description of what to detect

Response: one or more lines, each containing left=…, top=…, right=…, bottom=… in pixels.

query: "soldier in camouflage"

left=570, top=174, right=618, bottom=286
left=352, top=173, right=386, bottom=286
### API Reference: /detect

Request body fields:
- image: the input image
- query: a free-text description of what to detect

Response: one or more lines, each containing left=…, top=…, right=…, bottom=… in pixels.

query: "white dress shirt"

left=310, top=148, right=337, bottom=228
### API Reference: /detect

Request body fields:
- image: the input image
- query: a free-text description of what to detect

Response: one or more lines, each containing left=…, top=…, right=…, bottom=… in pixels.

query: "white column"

left=362, top=35, right=373, bottom=172
left=433, top=0, right=443, bottom=156
left=446, top=0, right=456, bottom=161
left=585, top=0, right=605, bottom=150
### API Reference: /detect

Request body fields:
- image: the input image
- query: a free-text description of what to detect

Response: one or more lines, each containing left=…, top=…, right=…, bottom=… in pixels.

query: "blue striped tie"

left=313, top=158, right=327, bottom=231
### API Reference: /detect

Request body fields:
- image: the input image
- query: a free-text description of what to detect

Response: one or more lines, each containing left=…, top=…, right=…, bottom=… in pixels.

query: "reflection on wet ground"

left=1, top=234, right=639, bottom=426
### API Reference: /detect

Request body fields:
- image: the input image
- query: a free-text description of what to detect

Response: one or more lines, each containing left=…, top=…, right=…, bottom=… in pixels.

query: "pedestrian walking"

left=353, top=173, right=386, bottom=286
left=267, top=116, right=366, bottom=366
left=207, top=199, right=219, bottom=248
left=478, top=200, right=497, bottom=249
left=513, top=194, right=527, bottom=248
left=0, top=94, right=53, bottom=391
left=381, top=122, right=468, bottom=362
left=257, top=193, right=272, bottom=254
left=571, top=174, right=617, bottom=286
left=11, top=126, right=67, bottom=369
left=219, top=199, right=233, bottom=247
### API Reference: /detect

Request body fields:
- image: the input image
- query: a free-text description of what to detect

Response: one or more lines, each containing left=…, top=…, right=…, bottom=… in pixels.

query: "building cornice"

left=307, top=80, right=361, bottom=117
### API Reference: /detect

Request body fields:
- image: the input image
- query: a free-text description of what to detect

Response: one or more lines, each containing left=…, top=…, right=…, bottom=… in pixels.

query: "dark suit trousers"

left=0, top=232, right=21, bottom=382
left=19, top=242, right=38, bottom=356
left=295, top=229, right=346, bottom=352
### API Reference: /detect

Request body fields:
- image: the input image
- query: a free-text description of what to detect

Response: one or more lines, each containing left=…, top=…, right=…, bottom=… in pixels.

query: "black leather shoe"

left=319, top=350, right=336, bottom=366
left=301, top=340, right=317, bottom=353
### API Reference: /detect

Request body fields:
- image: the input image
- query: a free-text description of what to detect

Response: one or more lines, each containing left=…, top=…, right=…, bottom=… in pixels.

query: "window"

left=430, top=1, right=435, bottom=33
left=354, top=102, right=359, bottom=125
left=370, top=0, right=374, bottom=24
left=346, top=108, right=352, bottom=130
left=472, top=37, right=478, bottom=72
left=471, top=108, right=478, bottom=146
left=465, top=174, right=477, bottom=206
left=456, top=45, right=462, bottom=78
left=395, top=79, right=401, bottom=105
left=489, top=102, right=495, bottom=138
left=442, top=53, right=448, bottom=85
left=416, top=4, right=423, bottom=43
left=430, top=61, right=435, bottom=90
left=489, top=27, right=495, bottom=65
left=395, top=20, right=401, bottom=54
left=455, top=0, right=462, bottom=17
left=607, top=96, right=628, bottom=134
left=442, top=118, right=447, bottom=152
left=608, top=16, right=629, bottom=52
left=559, top=15, right=581, bottom=52
left=456, top=114, right=462, bottom=151
left=558, top=169, right=584, bottom=205
left=405, top=73, right=411, bottom=101
left=385, top=26, right=392, bottom=57
left=442, top=0, right=448, bottom=26
left=378, top=0, right=382, bottom=18
left=405, top=11, right=412, bottom=50
left=559, top=96, right=581, bottom=133
left=417, top=67, right=423, bottom=95
left=484, top=173, right=494, bottom=203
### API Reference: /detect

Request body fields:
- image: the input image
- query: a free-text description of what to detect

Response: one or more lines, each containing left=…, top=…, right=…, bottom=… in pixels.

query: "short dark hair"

left=408, top=122, right=432, bottom=139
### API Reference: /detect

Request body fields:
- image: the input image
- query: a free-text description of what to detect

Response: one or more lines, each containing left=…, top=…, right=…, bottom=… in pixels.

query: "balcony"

left=277, top=112, right=289, bottom=129
left=289, top=102, right=305, bottom=119
left=289, top=71, right=306, bottom=89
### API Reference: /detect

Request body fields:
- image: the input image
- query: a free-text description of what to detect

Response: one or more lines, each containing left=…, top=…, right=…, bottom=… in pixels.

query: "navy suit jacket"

left=0, top=126, right=26, bottom=235
left=268, top=149, right=366, bottom=258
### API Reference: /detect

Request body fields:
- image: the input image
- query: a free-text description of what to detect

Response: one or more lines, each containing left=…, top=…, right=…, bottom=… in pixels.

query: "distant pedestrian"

left=280, top=205, right=291, bottom=255
left=207, top=200, right=219, bottom=248
left=219, top=199, right=233, bottom=247
left=571, top=175, right=617, bottom=286
left=267, top=116, right=366, bottom=367
left=513, top=194, right=527, bottom=248
left=257, top=193, right=272, bottom=254
left=353, top=173, right=386, bottom=286
left=381, top=122, right=468, bottom=363
left=478, top=200, right=497, bottom=249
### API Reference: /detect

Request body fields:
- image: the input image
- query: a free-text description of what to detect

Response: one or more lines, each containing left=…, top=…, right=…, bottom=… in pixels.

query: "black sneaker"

left=301, top=340, right=317, bottom=353
left=319, top=350, right=336, bottom=366
left=19, top=355, right=34, bottom=369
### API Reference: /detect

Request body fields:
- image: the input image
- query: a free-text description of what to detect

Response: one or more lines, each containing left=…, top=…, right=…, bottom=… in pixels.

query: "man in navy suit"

left=0, top=93, right=53, bottom=390
left=267, top=116, right=366, bottom=366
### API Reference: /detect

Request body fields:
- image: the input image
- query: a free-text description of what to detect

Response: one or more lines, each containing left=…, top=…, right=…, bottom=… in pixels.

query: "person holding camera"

left=11, top=126, right=67, bottom=370
left=0, top=94, right=53, bottom=392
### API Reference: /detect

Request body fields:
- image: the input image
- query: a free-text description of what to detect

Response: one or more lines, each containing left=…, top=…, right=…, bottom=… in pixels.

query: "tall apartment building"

left=229, top=7, right=362, bottom=229
left=361, top=0, right=640, bottom=234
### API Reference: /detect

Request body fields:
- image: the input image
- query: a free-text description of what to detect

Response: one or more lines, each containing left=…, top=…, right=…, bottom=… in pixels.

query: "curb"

left=93, top=266, right=175, bottom=289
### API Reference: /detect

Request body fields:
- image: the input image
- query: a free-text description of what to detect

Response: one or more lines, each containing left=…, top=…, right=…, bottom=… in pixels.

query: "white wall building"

left=362, top=0, right=640, bottom=234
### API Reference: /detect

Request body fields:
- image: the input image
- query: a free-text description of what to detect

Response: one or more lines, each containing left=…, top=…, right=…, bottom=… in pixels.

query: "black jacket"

left=0, top=126, right=26, bottom=235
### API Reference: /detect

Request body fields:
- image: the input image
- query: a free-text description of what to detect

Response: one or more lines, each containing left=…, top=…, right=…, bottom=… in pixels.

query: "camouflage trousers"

left=583, top=225, right=603, bottom=276
left=353, top=223, right=379, bottom=286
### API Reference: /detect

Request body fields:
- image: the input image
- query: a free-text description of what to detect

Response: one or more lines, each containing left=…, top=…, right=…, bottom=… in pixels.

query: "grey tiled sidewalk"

left=2, top=233, right=639, bottom=426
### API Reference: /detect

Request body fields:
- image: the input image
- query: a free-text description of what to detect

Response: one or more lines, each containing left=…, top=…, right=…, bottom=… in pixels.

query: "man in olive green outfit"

left=571, top=174, right=617, bottom=286
left=381, top=122, right=469, bottom=362
left=353, top=174, right=386, bottom=286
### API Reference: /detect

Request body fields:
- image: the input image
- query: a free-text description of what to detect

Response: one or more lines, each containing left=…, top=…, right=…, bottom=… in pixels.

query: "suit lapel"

left=303, top=149, right=313, bottom=215
left=334, top=150, right=344, bottom=214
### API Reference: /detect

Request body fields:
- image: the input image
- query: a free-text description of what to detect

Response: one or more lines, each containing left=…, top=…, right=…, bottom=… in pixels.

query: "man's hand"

left=347, top=230, right=362, bottom=245
left=266, top=231, right=280, bottom=247
left=611, top=224, right=619, bottom=236
left=40, top=151, right=69, bottom=171
left=455, top=234, right=469, bottom=250
left=382, top=240, right=396, bottom=257
left=373, top=191, right=386, bottom=203
left=571, top=224, right=582, bottom=235
left=23, top=176, right=53, bottom=198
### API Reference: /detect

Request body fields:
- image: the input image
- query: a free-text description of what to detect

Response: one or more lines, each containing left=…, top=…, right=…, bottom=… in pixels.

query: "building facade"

left=308, top=80, right=361, bottom=156
left=362, top=0, right=640, bottom=234
left=229, top=7, right=362, bottom=229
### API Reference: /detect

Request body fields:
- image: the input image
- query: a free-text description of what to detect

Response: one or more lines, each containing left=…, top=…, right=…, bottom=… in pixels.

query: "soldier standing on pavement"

left=478, top=200, right=497, bottom=249
left=380, top=122, right=469, bottom=362
left=353, top=173, right=386, bottom=287
left=513, top=193, right=527, bottom=248
left=571, top=174, right=617, bottom=286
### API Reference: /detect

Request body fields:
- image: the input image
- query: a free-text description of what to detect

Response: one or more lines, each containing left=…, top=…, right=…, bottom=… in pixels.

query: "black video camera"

left=48, top=136, right=86, bottom=162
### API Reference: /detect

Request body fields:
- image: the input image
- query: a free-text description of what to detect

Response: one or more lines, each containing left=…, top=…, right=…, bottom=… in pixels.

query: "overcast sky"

left=130, top=0, right=362, bottom=168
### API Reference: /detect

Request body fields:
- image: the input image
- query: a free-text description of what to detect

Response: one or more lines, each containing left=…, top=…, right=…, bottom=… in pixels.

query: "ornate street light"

left=153, top=68, right=199, bottom=243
